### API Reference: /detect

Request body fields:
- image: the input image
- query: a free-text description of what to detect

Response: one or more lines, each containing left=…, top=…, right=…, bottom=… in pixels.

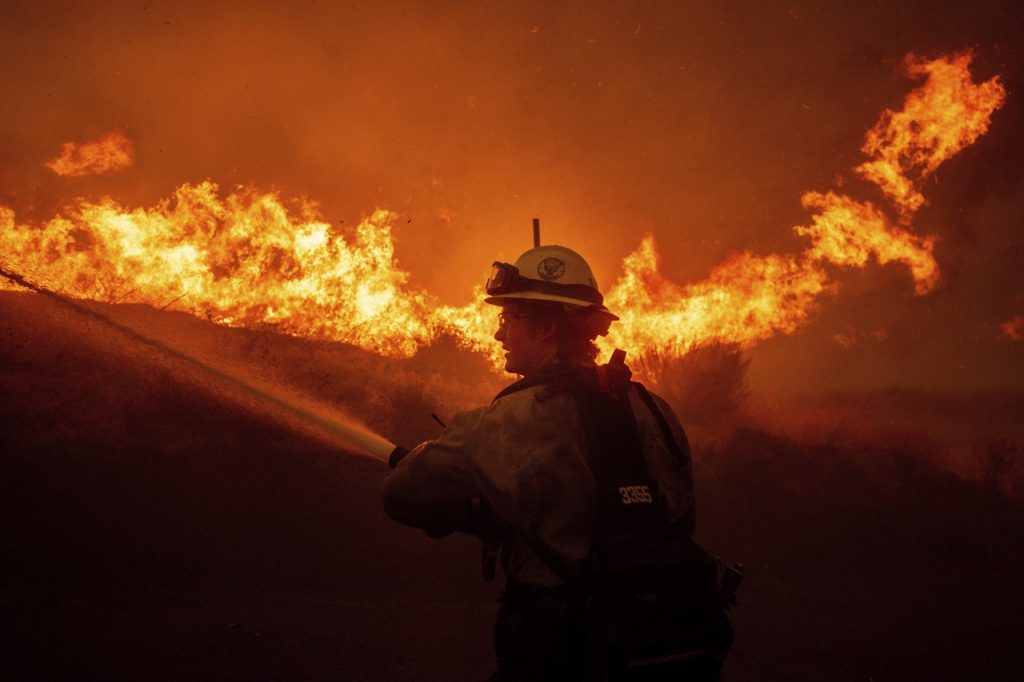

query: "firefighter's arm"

left=382, top=409, right=487, bottom=539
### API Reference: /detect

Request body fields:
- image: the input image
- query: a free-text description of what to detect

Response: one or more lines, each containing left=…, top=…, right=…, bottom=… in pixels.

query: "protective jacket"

left=382, top=362, right=695, bottom=588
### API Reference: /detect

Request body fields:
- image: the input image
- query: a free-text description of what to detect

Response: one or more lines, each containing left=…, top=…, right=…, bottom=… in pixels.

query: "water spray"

left=0, top=264, right=407, bottom=465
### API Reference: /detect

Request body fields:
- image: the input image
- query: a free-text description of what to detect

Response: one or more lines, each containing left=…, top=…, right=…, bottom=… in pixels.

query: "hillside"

left=2, top=290, right=1023, bottom=680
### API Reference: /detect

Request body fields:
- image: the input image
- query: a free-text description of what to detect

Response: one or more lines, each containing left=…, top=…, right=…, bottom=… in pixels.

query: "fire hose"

left=0, top=264, right=409, bottom=465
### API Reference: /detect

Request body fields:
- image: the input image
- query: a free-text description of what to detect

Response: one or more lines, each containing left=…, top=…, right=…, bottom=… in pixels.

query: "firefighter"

left=383, top=245, right=725, bottom=680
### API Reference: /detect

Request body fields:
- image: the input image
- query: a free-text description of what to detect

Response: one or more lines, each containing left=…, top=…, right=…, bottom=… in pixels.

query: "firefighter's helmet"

left=485, top=245, right=618, bottom=334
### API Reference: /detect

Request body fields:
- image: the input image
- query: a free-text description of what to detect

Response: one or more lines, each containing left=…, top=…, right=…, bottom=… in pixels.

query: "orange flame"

left=856, top=52, right=1007, bottom=217
left=1, top=181, right=498, bottom=359
left=599, top=52, right=1004, bottom=361
left=45, top=131, right=135, bottom=177
left=0, top=52, right=1007, bottom=373
left=795, top=191, right=938, bottom=294
left=601, top=239, right=830, bottom=357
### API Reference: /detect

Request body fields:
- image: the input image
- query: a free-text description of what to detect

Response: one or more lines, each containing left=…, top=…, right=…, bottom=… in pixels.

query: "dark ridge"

left=0, top=291, right=498, bottom=680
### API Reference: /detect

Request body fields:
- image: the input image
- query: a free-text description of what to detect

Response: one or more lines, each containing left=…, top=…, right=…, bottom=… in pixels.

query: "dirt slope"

left=0, top=291, right=498, bottom=680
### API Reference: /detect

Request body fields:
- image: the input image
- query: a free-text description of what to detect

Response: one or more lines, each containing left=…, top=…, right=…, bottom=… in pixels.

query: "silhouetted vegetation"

left=636, top=342, right=750, bottom=428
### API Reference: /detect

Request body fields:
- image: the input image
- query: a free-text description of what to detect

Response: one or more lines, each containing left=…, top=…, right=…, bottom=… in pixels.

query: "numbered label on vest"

left=618, top=484, right=653, bottom=505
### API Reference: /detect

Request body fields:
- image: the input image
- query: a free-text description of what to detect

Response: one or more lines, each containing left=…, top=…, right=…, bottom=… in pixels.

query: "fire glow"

left=0, top=53, right=1006, bottom=371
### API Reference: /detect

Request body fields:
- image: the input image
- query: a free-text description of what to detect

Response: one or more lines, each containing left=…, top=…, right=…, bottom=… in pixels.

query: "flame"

left=795, top=191, right=938, bottom=294
left=0, top=182, right=492, bottom=358
left=856, top=52, right=1007, bottom=217
left=600, top=52, right=1004, bottom=362
left=601, top=239, right=830, bottom=357
left=45, top=132, right=135, bottom=177
left=0, top=52, right=1007, bottom=373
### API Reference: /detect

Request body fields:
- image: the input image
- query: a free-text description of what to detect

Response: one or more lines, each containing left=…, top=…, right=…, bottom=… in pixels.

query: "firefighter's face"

left=494, top=302, right=558, bottom=375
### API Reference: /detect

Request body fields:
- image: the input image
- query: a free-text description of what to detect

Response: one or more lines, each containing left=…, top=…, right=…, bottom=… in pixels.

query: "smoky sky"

left=1, top=0, right=1022, bottom=393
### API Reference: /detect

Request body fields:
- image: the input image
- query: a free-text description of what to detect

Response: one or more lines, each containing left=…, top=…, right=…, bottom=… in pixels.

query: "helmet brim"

left=484, top=291, right=619, bottom=321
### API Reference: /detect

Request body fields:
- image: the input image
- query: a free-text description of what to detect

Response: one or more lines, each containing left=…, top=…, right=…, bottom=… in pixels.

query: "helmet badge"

left=537, top=257, right=566, bottom=281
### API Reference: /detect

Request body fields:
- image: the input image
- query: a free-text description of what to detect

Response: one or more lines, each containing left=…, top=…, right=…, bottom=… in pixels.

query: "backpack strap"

left=632, top=381, right=690, bottom=466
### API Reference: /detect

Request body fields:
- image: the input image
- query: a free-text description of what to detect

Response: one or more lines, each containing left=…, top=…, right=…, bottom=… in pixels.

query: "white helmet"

left=484, top=245, right=619, bottom=327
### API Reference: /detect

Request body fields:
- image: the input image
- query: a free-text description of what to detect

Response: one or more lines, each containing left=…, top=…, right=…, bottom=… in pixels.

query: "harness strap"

left=632, top=381, right=691, bottom=466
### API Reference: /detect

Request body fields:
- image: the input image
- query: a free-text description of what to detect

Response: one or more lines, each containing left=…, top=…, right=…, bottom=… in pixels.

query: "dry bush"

left=635, top=342, right=750, bottom=429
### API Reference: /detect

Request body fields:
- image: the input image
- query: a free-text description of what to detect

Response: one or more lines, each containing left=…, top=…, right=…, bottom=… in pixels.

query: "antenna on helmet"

left=532, top=218, right=540, bottom=248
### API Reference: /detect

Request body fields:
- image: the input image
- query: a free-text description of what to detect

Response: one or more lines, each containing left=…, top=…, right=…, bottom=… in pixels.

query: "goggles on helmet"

left=485, top=261, right=604, bottom=305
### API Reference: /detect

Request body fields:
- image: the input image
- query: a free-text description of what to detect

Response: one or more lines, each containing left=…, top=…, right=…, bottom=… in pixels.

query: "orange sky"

left=1, top=1, right=1021, bottom=393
